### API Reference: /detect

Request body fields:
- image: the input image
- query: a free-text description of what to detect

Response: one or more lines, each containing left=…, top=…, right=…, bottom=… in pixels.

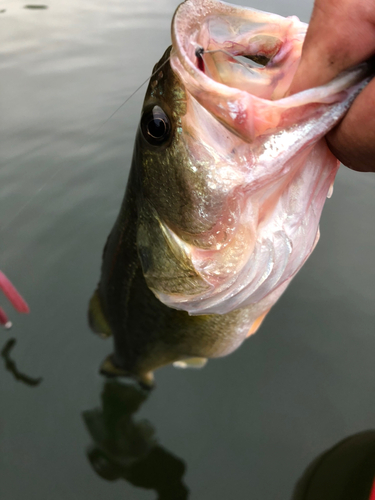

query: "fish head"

left=136, top=0, right=368, bottom=317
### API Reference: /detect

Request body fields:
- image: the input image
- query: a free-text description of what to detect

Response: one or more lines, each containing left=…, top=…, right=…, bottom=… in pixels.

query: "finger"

left=326, top=77, right=375, bottom=172
left=289, top=0, right=375, bottom=94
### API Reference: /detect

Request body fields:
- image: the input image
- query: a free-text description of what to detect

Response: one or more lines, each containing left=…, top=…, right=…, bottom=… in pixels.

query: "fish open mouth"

left=194, top=42, right=277, bottom=93
left=191, top=30, right=293, bottom=100
left=170, top=0, right=307, bottom=139
left=170, top=0, right=307, bottom=99
left=170, top=0, right=368, bottom=142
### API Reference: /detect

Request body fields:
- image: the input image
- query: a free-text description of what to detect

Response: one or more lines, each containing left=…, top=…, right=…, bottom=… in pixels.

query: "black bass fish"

left=89, top=0, right=371, bottom=385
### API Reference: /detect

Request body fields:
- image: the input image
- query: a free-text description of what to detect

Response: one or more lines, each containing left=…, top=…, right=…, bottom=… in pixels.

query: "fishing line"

left=0, top=56, right=171, bottom=234
left=197, top=46, right=258, bottom=74
left=93, top=56, right=171, bottom=136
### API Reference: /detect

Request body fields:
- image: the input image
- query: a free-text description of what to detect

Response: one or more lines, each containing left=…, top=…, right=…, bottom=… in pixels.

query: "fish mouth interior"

left=171, top=1, right=306, bottom=102
left=192, top=17, right=283, bottom=97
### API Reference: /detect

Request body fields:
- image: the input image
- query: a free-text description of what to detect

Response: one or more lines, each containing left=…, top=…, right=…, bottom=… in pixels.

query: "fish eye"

left=141, top=105, right=171, bottom=146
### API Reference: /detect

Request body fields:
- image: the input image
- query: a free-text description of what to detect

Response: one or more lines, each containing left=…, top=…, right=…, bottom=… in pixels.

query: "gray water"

left=1, top=0, right=375, bottom=499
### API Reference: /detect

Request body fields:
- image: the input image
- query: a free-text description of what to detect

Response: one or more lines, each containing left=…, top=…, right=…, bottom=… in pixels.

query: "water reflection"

left=1, top=338, right=42, bottom=386
left=293, top=431, right=375, bottom=500
left=83, top=378, right=189, bottom=499
left=84, top=377, right=374, bottom=500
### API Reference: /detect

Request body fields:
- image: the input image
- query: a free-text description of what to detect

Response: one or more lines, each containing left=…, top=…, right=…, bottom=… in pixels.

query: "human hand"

left=289, top=0, right=375, bottom=172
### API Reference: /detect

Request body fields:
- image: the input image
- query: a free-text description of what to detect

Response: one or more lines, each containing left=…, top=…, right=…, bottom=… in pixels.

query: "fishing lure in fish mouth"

left=89, top=0, right=372, bottom=386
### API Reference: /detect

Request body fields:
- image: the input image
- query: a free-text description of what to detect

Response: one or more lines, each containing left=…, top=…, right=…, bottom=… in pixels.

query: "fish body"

left=89, top=0, right=371, bottom=385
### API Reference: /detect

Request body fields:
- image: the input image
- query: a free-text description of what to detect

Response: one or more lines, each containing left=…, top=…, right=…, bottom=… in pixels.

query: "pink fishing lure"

left=0, top=271, right=29, bottom=328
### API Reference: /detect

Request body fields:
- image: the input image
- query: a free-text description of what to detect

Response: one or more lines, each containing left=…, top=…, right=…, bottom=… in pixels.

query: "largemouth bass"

left=89, top=0, right=371, bottom=385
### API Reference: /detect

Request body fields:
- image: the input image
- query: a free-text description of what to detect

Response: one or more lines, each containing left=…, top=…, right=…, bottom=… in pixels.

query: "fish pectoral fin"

left=246, top=309, right=270, bottom=338
left=88, top=289, right=112, bottom=338
left=100, top=355, right=155, bottom=389
left=173, top=357, right=208, bottom=369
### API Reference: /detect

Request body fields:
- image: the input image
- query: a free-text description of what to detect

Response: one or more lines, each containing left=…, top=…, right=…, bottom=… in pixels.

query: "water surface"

left=1, top=1, right=375, bottom=499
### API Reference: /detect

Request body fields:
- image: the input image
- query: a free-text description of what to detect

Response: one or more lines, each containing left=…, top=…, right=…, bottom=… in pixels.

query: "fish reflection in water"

left=82, top=377, right=375, bottom=500
left=83, top=379, right=189, bottom=500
